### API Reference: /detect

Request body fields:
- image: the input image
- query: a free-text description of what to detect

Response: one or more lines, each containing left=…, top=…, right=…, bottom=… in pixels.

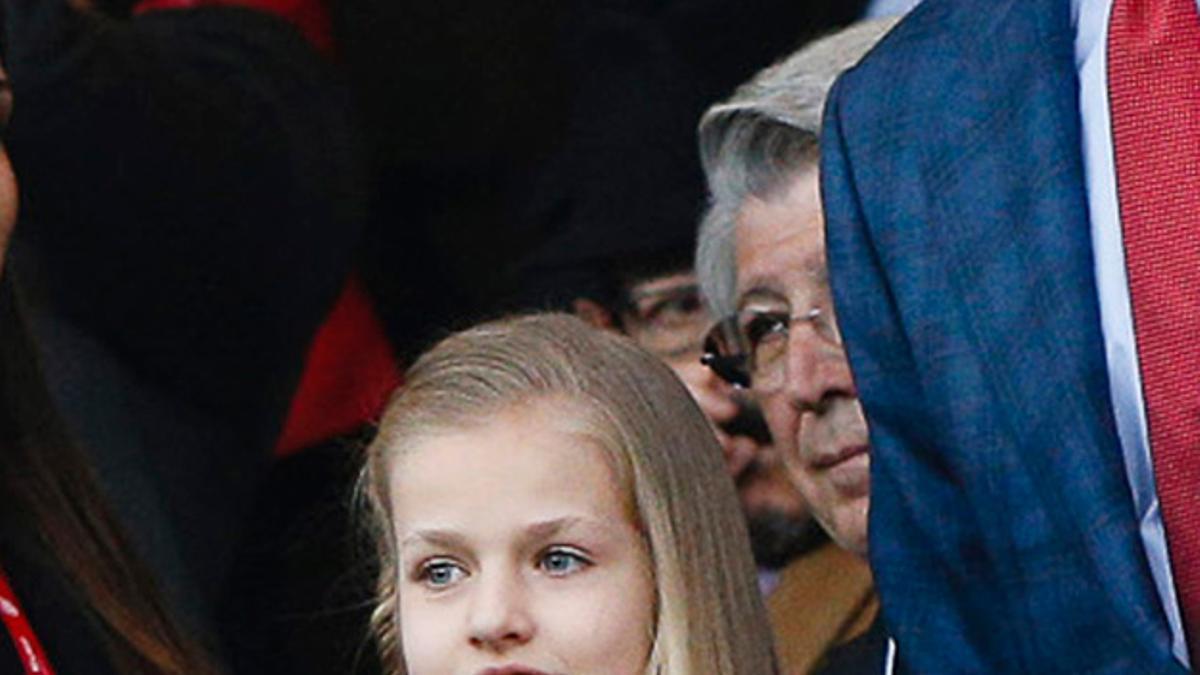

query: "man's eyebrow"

left=737, top=285, right=789, bottom=309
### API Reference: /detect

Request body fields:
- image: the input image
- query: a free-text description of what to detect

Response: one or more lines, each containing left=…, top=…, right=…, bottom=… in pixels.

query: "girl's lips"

left=476, top=666, right=555, bottom=675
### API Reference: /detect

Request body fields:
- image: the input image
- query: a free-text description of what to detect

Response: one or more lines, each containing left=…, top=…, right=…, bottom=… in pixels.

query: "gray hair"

left=695, top=18, right=900, bottom=316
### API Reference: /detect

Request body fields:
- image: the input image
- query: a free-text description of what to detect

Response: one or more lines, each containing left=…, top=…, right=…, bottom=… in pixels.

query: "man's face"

left=621, top=272, right=816, bottom=568
left=733, top=167, right=870, bottom=556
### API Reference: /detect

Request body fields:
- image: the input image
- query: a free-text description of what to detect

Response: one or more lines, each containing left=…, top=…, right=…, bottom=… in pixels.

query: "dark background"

left=329, top=0, right=868, bottom=357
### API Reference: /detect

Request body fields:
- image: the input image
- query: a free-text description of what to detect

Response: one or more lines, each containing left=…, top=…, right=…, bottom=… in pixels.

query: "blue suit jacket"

left=821, top=0, right=1186, bottom=671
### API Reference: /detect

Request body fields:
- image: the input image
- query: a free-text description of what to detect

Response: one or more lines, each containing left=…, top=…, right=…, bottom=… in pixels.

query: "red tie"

left=1110, top=0, right=1200, bottom=663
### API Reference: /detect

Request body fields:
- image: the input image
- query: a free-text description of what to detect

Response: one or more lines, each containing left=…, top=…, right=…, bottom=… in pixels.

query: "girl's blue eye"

left=539, top=548, right=591, bottom=576
left=419, top=560, right=466, bottom=589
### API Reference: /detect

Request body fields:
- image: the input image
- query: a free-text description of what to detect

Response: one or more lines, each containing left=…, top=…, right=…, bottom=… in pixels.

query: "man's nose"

left=781, top=322, right=856, bottom=412
left=467, top=571, right=535, bottom=652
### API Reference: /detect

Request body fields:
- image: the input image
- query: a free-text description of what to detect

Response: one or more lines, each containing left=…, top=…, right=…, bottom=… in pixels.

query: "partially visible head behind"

left=0, top=49, right=215, bottom=674
left=694, top=19, right=898, bottom=557
left=0, top=57, right=16, bottom=266
left=363, top=313, right=775, bottom=675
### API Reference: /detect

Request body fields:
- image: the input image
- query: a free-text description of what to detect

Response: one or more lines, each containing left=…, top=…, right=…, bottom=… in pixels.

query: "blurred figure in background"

left=585, top=267, right=820, bottom=578
left=2, top=0, right=367, bottom=665
left=697, top=18, right=900, bottom=675
left=569, top=240, right=824, bottom=581
left=0, top=51, right=217, bottom=675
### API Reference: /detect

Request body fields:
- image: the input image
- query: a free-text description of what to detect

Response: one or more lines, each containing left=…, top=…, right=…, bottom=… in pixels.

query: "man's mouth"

left=816, top=444, right=871, bottom=496
left=811, top=443, right=869, bottom=470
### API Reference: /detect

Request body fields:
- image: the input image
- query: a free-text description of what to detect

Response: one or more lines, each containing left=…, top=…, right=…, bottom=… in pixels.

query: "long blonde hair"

left=362, top=313, right=776, bottom=674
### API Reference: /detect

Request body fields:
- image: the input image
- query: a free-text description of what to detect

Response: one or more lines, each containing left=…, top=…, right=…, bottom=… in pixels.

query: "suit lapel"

left=925, top=0, right=1178, bottom=665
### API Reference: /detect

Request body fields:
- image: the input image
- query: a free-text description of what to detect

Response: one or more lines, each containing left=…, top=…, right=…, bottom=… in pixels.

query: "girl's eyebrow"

left=400, top=528, right=467, bottom=551
left=522, top=516, right=611, bottom=542
left=401, top=516, right=619, bottom=552
left=517, top=516, right=630, bottom=556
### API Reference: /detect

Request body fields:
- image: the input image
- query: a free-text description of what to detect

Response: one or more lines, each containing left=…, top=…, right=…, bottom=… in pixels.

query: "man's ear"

left=571, top=297, right=619, bottom=332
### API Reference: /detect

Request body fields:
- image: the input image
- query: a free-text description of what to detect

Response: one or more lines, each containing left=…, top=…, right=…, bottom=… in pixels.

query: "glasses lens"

left=738, top=311, right=791, bottom=392
left=701, top=316, right=751, bottom=387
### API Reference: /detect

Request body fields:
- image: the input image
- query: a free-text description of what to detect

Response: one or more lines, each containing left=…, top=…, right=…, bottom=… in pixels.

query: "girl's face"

left=389, top=401, right=656, bottom=675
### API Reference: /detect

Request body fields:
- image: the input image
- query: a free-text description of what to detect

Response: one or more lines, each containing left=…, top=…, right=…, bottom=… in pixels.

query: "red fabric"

left=274, top=274, right=402, bottom=457
left=1109, top=0, right=1200, bottom=662
left=0, top=566, right=55, bottom=675
left=132, top=0, right=334, bottom=57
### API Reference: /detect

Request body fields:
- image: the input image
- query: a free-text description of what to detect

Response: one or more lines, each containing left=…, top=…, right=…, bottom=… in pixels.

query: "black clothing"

left=3, top=0, right=367, bottom=648
left=817, top=617, right=903, bottom=675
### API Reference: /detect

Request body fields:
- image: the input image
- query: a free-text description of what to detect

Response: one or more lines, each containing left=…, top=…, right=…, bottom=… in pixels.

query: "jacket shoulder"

left=834, top=0, right=1056, bottom=124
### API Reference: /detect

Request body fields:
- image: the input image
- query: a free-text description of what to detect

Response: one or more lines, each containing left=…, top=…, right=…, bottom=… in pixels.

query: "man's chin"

left=835, top=532, right=869, bottom=559
left=820, top=499, right=869, bottom=559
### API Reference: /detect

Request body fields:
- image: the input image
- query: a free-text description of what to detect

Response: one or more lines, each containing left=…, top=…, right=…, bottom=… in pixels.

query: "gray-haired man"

left=696, top=18, right=900, bottom=675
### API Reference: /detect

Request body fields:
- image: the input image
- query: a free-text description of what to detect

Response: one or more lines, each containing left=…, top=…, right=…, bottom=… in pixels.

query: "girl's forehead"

left=388, top=401, right=645, bottom=534
left=396, top=408, right=612, bottom=493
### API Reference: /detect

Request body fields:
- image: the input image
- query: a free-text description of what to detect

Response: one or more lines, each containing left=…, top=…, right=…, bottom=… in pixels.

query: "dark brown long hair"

left=0, top=276, right=217, bottom=674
